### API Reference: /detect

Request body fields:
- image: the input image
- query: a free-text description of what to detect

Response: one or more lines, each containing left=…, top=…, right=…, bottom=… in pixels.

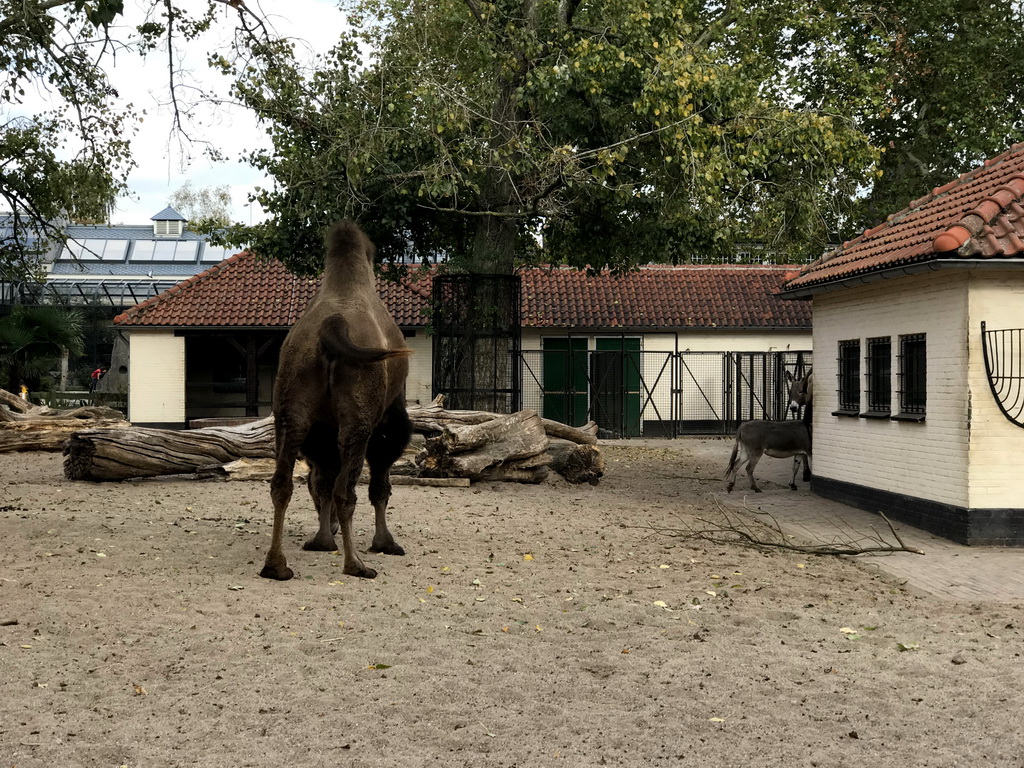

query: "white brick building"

left=783, top=144, right=1024, bottom=545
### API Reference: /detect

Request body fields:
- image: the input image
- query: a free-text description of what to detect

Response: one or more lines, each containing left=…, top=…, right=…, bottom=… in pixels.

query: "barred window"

left=837, top=340, right=860, bottom=413
left=865, top=337, right=891, bottom=414
left=898, top=334, right=927, bottom=417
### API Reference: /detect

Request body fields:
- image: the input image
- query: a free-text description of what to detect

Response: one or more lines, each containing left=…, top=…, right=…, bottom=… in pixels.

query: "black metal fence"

left=518, top=348, right=812, bottom=438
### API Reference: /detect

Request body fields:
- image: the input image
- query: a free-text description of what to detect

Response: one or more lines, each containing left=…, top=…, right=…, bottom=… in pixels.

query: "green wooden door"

left=542, top=338, right=588, bottom=427
left=592, top=338, right=642, bottom=437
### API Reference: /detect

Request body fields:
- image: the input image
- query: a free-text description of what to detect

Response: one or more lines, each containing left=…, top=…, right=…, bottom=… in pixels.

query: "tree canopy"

left=169, top=182, right=233, bottom=228
left=3, top=0, right=1024, bottom=282
left=0, top=0, right=258, bottom=282
left=803, top=0, right=1024, bottom=230
left=221, top=0, right=882, bottom=274
left=0, top=304, right=83, bottom=392
left=218, top=0, right=1024, bottom=275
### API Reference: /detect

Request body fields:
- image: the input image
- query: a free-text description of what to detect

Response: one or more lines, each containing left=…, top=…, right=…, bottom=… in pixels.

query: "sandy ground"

left=2, top=440, right=1023, bottom=768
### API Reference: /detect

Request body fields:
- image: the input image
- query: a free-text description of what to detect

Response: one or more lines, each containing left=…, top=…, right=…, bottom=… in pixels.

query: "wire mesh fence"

left=518, top=347, right=811, bottom=437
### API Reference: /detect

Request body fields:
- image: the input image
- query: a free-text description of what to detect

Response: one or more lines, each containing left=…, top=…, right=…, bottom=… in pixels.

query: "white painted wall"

left=811, top=271, right=971, bottom=507
left=519, top=329, right=812, bottom=428
left=520, top=329, right=811, bottom=352
left=403, top=331, right=434, bottom=405
left=128, top=330, right=186, bottom=425
left=966, top=271, right=1024, bottom=509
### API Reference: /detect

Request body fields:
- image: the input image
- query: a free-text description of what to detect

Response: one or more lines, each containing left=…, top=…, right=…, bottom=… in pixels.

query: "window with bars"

left=836, top=340, right=860, bottom=414
left=865, top=336, right=891, bottom=415
left=897, top=334, right=926, bottom=419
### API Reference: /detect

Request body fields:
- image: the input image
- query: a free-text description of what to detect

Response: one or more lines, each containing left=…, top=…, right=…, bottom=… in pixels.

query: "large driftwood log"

left=0, top=417, right=132, bottom=453
left=547, top=440, right=605, bottom=485
left=407, top=395, right=598, bottom=445
left=64, top=418, right=275, bottom=481
left=417, top=410, right=551, bottom=483
left=60, top=397, right=599, bottom=484
left=0, top=388, right=32, bottom=414
left=197, top=457, right=471, bottom=486
left=0, top=387, right=125, bottom=425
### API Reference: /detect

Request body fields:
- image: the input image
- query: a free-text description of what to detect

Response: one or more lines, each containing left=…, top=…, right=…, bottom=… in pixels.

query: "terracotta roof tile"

left=114, top=255, right=809, bottom=330
left=787, top=144, right=1024, bottom=291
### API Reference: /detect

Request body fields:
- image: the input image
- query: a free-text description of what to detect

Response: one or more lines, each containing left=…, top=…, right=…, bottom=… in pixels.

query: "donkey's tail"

left=725, top=435, right=741, bottom=478
left=317, top=315, right=412, bottom=364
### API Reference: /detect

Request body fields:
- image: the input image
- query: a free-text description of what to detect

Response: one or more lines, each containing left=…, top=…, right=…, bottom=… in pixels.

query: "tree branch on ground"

left=633, top=496, right=924, bottom=556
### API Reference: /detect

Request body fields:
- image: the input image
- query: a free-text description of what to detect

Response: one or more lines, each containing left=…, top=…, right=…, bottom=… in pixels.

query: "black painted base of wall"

left=811, top=476, right=1024, bottom=547
left=133, top=422, right=186, bottom=431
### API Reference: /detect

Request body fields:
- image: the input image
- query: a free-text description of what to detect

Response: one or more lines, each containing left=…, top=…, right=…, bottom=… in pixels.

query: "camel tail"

left=317, top=316, right=412, bottom=364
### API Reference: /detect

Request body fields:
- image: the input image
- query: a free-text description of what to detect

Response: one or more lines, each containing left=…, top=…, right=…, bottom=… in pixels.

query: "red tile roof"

left=786, top=143, right=1024, bottom=292
left=113, top=253, right=809, bottom=330
left=521, top=265, right=809, bottom=328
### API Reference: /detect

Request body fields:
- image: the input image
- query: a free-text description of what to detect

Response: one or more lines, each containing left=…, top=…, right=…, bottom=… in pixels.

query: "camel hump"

left=326, top=220, right=375, bottom=262
left=317, top=315, right=411, bottom=364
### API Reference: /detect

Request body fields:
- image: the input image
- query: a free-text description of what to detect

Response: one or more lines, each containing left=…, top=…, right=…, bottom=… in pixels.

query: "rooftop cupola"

left=151, top=206, right=187, bottom=237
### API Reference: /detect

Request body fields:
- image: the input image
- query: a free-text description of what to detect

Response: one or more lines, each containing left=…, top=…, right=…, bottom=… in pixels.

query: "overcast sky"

left=104, top=0, right=348, bottom=225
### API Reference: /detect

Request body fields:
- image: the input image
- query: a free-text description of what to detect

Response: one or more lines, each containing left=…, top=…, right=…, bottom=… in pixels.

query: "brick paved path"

left=680, top=438, right=1024, bottom=603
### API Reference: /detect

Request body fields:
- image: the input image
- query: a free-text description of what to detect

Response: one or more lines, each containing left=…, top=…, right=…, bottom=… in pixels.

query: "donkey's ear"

left=785, top=370, right=794, bottom=382
left=805, top=368, right=812, bottom=377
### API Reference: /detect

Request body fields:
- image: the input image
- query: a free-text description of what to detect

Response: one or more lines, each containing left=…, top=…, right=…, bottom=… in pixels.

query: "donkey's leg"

left=745, top=449, right=764, bottom=493
left=261, top=428, right=302, bottom=581
left=802, top=453, right=812, bottom=482
left=789, top=455, right=800, bottom=490
left=366, top=403, right=412, bottom=555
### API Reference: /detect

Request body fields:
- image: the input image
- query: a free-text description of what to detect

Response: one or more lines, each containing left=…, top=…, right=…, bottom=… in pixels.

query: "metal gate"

left=678, top=351, right=812, bottom=434
left=518, top=348, right=811, bottom=437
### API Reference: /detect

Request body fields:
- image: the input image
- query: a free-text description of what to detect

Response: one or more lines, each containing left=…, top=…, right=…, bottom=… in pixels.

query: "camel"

left=260, top=221, right=412, bottom=581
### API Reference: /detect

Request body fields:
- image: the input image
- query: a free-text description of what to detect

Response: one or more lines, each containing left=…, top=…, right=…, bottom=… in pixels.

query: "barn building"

left=112, top=255, right=812, bottom=437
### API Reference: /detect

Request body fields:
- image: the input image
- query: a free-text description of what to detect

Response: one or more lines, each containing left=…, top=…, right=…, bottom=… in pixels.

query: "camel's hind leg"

left=261, top=425, right=302, bottom=581
left=332, top=424, right=377, bottom=578
left=367, top=402, right=412, bottom=555
left=302, top=429, right=342, bottom=552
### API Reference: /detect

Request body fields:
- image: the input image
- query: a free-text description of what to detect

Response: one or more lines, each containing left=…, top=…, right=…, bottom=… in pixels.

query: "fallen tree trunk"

left=407, top=395, right=598, bottom=445
left=197, top=457, right=470, bottom=487
left=0, top=388, right=32, bottom=414
left=0, top=387, right=125, bottom=424
left=61, top=399, right=600, bottom=484
left=0, top=417, right=131, bottom=453
left=417, top=410, right=551, bottom=483
left=547, top=440, right=605, bottom=485
left=64, top=418, right=275, bottom=481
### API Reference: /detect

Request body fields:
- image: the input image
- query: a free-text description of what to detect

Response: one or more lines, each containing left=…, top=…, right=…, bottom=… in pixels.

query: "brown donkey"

left=261, top=221, right=412, bottom=581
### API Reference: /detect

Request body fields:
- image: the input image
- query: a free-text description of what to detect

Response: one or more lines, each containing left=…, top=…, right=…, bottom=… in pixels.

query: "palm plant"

left=0, top=306, right=85, bottom=393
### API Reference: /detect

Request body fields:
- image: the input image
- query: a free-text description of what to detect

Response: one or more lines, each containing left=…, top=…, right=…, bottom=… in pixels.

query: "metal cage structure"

left=518, top=345, right=812, bottom=438
left=431, top=274, right=522, bottom=413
